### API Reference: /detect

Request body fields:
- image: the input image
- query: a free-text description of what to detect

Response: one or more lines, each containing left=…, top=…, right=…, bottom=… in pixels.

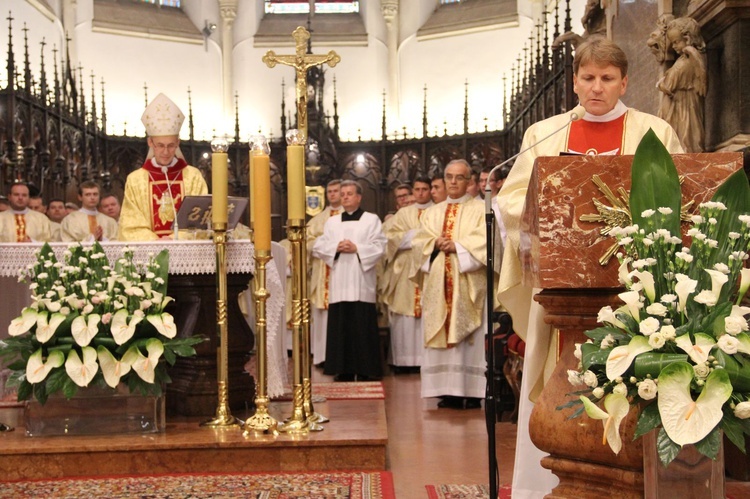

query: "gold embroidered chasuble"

left=118, top=160, right=208, bottom=241
left=411, top=196, right=487, bottom=348
left=0, top=210, right=51, bottom=243
left=383, top=203, right=432, bottom=317
left=61, top=210, right=118, bottom=242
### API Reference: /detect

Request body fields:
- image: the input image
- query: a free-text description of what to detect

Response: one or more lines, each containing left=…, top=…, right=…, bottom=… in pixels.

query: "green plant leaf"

left=710, top=169, right=750, bottom=259
left=633, top=352, right=689, bottom=379
left=634, top=402, right=661, bottom=439
left=62, top=377, right=79, bottom=399
left=44, top=368, right=67, bottom=396
left=629, top=129, right=682, bottom=237
left=694, top=426, right=722, bottom=460
left=713, top=350, right=750, bottom=391
left=585, top=327, right=631, bottom=344
left=657, top=427, right=682, bottom=467
left=16, top=379, right=32, bottom=401
left=721, top=406, right=746, bottom=454
left=582, top=345, right=612, bottom=372
left=33, top=381, right=48, bottom=406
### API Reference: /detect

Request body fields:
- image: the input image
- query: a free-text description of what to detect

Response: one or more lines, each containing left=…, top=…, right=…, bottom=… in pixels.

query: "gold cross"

left=262, top=27, right=340, bottom=144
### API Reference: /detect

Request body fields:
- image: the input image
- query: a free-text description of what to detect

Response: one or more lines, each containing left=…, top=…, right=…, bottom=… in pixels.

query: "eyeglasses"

left=444, top=174, right=468, bottom=182
left=395, top=193, right=410, bottom=199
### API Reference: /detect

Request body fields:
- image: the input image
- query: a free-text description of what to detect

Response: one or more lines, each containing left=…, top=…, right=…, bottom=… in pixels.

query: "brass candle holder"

left=243, top=249, right=279, bottom=435
left=301, top=225, right=328, bottom=426
left=201, top=226, right=242, bottom=429
left=278, top=219, right=313, bottom=433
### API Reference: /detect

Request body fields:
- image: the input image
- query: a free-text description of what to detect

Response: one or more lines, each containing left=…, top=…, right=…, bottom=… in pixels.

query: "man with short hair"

left=28, top=196, right=46, bottom=214
left=313, top=180, right=386, bottom=382
left=429, top=176, right=447, bottom=204
left=119, top=93, right=208, bottom=241
left=466, top=170, right=481, bottom=199
left=394, top=184, right=413, bottom=210
left=411, top=159, right=490, bottom=409
left=46, top=199, right=66, bottom=223
left=61, top=181, right=118, bottom=242
left=307, top=179, right=343, bottom=366
left=99, top=193, right=121, bottom=221
left=383, top=177, right=434, bottom=372
left=0, top=183, right=51, bottom=242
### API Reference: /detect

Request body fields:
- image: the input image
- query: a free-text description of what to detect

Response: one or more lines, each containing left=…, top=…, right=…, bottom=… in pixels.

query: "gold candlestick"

left=278, top=218, right=311, bottom=434
left=201, top=138, right=241, bottom=429
left=243, top=249, right=279, bottom=435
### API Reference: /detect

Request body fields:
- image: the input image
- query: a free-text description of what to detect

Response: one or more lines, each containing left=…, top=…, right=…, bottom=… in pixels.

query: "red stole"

left=567, top=113, right=627, bottom=155
left=141, top=158, right=189, bottom=238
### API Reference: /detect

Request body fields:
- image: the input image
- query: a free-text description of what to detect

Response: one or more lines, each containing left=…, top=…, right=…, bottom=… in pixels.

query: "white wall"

left=3, top=0, right=589, bottom=143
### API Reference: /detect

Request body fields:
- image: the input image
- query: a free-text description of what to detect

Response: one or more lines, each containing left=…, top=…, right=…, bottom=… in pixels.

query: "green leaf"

left=16, top=379, right=32, bottom=402
left=721, top=407, right=747, bottom=454
left=694, top=426, right=723, bottom=460
left=34, top=381, right=48, bottom=406
left=633, top=352, right=689, bottom=379
left=155, top=249, right=170, bottom=292
left=629, top=129, right=682, bottom=237
left=657, top=427, right=682, bottom=467
left=634, top=402, right=661, bottom=439
left=44, top=368, right=67, bottom=396
left=713, top=350, right=750, bottom=391
left=710, top=169, right=750, bottom=259
left=162, top=347, right=176, bottom=366
left=585, top=327, right=631, bottom=344
left=62, top=377, right=79, bottom=399
left=581, top=343, right=611, bottom=371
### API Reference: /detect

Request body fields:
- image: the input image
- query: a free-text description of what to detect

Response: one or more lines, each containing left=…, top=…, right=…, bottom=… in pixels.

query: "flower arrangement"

left=0, top=242, right=203, bottom=404
left=563, top=130, right=750, bottom=466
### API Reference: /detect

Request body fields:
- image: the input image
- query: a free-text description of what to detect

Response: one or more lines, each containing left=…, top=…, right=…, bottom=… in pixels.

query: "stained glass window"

left=264, top=1, right=359, bottom=15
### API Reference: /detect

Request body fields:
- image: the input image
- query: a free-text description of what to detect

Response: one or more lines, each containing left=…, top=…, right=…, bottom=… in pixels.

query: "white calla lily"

left=8, top=307, right=37, bottom=336
left=71, top=314, right=101, bottom=347
left=618, top=259, right=632, bottom=286
left=65, top=347, right=99, bottom=387
left=631, top=270, right=656, bottom=302
left=25, top=349, right=65, bottom=383
left=606, top=336, right=653, bottom=381
left=35, top=312, right=66, bottom=344
left=705, top=269, right=729, bottom=302
left=618, top=290, right=643, bottom=320
left=738, top=268, right=750, bottom=301
left=110, top=309, right=143, bottom=345
left=122, top=339, right=164, bottom=383
left=580, top=393, right=631, bottom=454
left=147, top=313, right=176, bottom=339
left=674, top=333, right=716, bottom=364
left=658, top=362, right=732, bottom=446
left=97, top=346, right=132, bottom=388
left=734, top=333, right=750, bottom=356
left=675, top=273, right=698, bottom=315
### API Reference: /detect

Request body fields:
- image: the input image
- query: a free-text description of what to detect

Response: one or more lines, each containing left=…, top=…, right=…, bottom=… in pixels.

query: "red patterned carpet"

left=425, top=484, right=511, bottom=499
left=0, top=471, right=395, bottom=499
left=276, top=381, right=385, bottom=401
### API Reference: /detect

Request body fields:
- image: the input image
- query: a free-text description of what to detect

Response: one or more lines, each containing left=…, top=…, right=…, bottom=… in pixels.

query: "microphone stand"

left=483, top=104, right=585, bottom=499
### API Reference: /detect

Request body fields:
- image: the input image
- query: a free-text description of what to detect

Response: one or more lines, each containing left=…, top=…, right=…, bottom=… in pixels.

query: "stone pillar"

left=381, top=0, right=399, bottom=122
left=689, top=0, right=750, bottom=152
left=219, top=0, right=238, bottom=125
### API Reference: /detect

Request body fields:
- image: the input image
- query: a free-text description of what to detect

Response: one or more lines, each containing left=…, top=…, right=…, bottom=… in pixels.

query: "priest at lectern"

left=496, top=36, right=684, bottom=499
left=118, top=93, right=208, bottom=241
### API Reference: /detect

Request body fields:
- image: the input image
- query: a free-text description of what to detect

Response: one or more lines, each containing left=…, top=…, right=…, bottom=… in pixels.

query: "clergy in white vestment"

left=61, top=180, right=118, bottom=242
left=411, top=160, right=491, bottom=409
left=307, top=179, right=342, bottom=367
left=496, top=37, right=684, bottom=499
left=311, top=180, right=386, bottom=382
left=383, top=178, right=434, bottom=371
left=0, top=183, right=51, bottom=243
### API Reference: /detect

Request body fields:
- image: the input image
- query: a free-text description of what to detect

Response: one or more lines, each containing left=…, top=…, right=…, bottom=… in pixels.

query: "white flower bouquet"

left=562, top=130, right=750, bottom=466
left=0, top=242, right=203, bottom=404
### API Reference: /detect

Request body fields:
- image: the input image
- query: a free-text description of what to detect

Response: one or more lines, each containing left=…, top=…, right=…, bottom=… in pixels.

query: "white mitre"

left=141, top=93, right=185, bottom=160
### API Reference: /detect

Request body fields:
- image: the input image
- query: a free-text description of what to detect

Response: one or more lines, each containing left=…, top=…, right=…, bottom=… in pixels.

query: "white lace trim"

left=0, top=240, right=255, bottom=277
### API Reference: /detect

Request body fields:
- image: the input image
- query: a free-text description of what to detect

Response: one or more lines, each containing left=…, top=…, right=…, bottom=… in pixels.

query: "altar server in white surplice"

left=312, top=180, right=386, bottom=382
left=383, top=177, right=434, bottom=371
left=307, top=180, right=342, bottom=367
left=497, top=37, right=684, bottom=499
left=411, top=159, right=490, bottom=410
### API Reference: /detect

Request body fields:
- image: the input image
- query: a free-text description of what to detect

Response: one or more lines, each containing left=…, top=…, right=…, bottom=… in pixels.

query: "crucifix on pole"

left=262, top=26, right=340, bottom=144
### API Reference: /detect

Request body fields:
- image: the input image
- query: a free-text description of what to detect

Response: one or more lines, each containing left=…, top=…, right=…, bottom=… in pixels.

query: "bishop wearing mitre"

left=118, top=93, right=208, bottom=241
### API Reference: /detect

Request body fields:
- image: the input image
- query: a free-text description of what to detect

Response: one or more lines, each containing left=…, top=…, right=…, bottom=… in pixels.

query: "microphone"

left=484, top=104, right=586, bottom=214
left=161, top=166, right=180, bottom=240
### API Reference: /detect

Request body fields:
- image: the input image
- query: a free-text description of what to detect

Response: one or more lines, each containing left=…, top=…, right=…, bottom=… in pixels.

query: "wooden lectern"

left=522, top=152, right=743, bottom=498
